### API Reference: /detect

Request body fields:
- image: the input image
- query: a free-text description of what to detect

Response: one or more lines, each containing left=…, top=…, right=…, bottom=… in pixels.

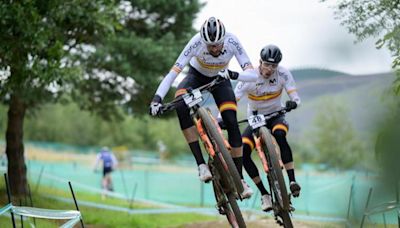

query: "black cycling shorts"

left=103, top=167, right=113, bottom=177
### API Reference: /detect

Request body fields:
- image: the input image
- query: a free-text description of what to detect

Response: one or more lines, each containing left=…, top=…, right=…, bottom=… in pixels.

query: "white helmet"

left=200, top=17, right=226, bottom=45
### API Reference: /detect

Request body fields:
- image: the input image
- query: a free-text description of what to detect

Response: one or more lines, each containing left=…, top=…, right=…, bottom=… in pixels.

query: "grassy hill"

left=289, top=72, right=394, bottom=130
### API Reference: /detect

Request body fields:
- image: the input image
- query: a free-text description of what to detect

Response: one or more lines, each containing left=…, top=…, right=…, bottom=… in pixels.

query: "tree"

left=375, top=97, right=400, bottom=184
left=0, top=0, right=202, bottom=196
left=0, top=0, right=119, bottom=196
left=77, top=0, right=203, bottom=116
left=311, top=100, right=364, bottom=169
left=321, top=0, right=400, bottom=94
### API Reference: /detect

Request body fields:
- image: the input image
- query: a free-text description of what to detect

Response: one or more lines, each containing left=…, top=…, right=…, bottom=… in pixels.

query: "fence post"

left=382, top=213, right=386, bottom=228
left=19, top=199, right=23, bottom=228
left=144, top=169, right=149, bottom=199
left=396, top=181, right=399, bottom=227
left=347, top=175, right=355, bottom=220
left=4, top=173, right=16, bottom=228
left=34, top=166, right=45, bottom=193
left=306, top=171, right=310, bottom=215
left=129, top=182, right=138, bottom=210
left=27, top=183, right=36, bottom=226
left=69, top=181, right=85, bottom=228
left=119, top=169, right=129, bottom=199
left=360, top=187, right=373, bottom=228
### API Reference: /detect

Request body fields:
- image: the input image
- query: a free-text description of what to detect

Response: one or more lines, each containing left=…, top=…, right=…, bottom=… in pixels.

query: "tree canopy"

left=0, top=0, right=202, bottom=195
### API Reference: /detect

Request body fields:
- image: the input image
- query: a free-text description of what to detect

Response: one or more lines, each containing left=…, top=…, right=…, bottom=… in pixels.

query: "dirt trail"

left=178, top=217, right=343, bottom=228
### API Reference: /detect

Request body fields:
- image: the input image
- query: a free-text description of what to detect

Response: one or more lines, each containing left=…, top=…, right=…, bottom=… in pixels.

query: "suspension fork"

left=194, top=116, right=216, bottom=157
left=211, top=114, right=231, bottom=150
left=194, top=114, right=230, bottom=173
left=253, top=133, right=269, bottom=173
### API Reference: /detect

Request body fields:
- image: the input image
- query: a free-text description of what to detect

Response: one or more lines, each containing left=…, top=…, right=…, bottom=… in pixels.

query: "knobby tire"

left=259, top=127, right=293, bottom=228
left=198, top=108, right=245, bottom=228
left=198, top=108, right=243, bottom=193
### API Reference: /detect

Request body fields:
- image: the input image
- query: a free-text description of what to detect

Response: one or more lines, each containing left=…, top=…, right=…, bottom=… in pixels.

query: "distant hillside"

left=296, top=72, right=394, bottom=101
left=291, top=68, right=351, bottom=81
left=286, top=71, right=395, bottom=137
left=202, top=70, right=394, bottom=123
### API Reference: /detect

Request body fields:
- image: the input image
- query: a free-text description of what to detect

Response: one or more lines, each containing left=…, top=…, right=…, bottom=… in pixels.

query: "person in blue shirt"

left=94, top=147, right=118, bottom=196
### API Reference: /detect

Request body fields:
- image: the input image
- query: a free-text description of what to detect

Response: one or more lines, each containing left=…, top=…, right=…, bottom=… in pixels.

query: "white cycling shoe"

left=241, top=180, right=253, bottom=199
left=198, top=164, right=212, bottom=182
left=261, top=194, right=273, bottom=211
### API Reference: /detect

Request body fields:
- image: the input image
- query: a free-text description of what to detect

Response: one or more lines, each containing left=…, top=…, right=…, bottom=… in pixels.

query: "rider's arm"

left=154, top=35, right=199, bottom=100
left=111, top=153, right=118, bottom=169
left=282, top=68, right=301, bottom=106
left=234, top=81, right=250, bottom=102
left=93, top=153, right=101, bottom=171
left=236, top=70, right=258, bottom=82
left=230, top=33, right=253, bottom=72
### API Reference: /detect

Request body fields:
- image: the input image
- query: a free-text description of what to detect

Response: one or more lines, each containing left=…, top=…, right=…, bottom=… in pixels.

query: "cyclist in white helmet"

left=149, top=17, right=255, bottom=199
left=226, top=44, right=301, bottom=211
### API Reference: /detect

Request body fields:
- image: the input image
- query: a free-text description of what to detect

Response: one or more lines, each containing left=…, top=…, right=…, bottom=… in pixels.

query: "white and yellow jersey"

left=234, top=66, right=300, bottom=117
left=155, top=33, right=253, bottom=99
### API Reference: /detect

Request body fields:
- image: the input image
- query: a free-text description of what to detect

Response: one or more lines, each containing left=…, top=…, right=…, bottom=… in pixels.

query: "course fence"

left=17, top=159, right=398, bottom=226
left=0, top=141, right=399, bottom=226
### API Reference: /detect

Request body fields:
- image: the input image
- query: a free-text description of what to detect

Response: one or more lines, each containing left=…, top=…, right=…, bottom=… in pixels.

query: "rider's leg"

left=177, top=107, right=212, bottom=182
left=101, top=172, right=108, bottom=199
left=242, top=141, right=269, bottom=196
left=271, top=122, right=301, bottom=197
left=175, top=73, right=212, bottom=182
left=212, top=79, right=243, bottom=176
left=212, top=79, right=253, bottom=197
left=242, top=128, right=272, bottom=210
left=107, top=173, right=114, bottom=191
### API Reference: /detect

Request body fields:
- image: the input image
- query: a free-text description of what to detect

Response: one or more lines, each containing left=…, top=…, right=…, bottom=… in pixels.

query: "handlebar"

left=237, top=107, right=290, bottom=125
left=160, top=76, right=226, bottom=113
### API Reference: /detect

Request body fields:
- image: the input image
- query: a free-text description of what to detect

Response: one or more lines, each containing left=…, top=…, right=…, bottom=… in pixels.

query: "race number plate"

left=248, top=114, right=266, bottom=129
left=183, top=89, right=203, bottom=108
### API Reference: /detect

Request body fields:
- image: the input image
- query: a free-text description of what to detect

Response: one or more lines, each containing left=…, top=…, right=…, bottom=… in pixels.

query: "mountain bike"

left=237, top=108, right=294, bottom=228
left=160, top=77, right=246, bottom=228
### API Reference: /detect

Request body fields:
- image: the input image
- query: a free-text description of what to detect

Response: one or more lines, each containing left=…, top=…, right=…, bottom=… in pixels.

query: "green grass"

left=0, top=181, right=218, bottom=228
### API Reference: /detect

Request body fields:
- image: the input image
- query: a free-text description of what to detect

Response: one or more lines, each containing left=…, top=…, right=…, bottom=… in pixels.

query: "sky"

left=193, top=0, right=393, bottom=75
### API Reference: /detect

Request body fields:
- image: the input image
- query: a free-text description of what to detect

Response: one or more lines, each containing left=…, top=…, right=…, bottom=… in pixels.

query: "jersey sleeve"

left=234, top=81, right=249, bottom=101
left=237, top=70, right=258, bottom=82
left=281, top=68, right=301, bottom=105
left=93, top=153, right=101, bottom=170
left=111, top=154, right=118, bottom=168
left=229, top=34, right=253, bottom=71
left=155, top=35, right=200, bottom=99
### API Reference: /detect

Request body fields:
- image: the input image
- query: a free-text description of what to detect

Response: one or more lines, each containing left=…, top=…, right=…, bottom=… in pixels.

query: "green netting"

left=21, top=159, right=400, bottom=224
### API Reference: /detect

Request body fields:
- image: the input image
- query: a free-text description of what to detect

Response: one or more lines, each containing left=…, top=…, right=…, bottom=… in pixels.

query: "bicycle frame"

left=160, top=77, right=246, bottom=228
left=237, top=108, right=294, bottom=228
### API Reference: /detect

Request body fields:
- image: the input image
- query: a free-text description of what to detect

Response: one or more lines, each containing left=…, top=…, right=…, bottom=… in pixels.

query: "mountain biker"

left=93, top=147, right=118, bottom=198
left=232, top=44, right=301, bottom=211
left=149, top=17, right=254, bottom=198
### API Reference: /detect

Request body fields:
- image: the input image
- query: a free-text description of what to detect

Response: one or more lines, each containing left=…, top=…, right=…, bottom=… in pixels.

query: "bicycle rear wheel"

left=198, top=107, right=244, bottom=194
left=259, top=127, right=290, bottom=210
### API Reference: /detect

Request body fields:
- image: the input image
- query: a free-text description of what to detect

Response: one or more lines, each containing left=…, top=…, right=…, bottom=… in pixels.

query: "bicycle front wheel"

left=198, top=107, right=244, bottom=194
left=227, top=192, right=246, bottom=228
left=259, top=127, right=290, bottom=210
